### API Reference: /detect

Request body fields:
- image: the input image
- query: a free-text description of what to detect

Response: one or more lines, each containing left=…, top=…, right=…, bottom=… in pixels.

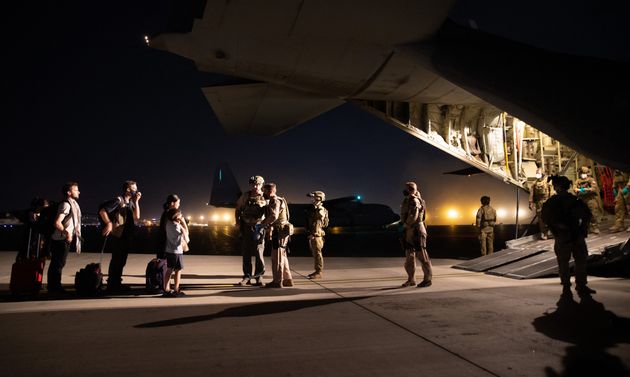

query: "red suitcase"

left=10, top=229, right=46, bottom=296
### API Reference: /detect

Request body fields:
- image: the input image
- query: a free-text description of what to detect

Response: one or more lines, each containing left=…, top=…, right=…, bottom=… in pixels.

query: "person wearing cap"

left=305, top=191, right=329, bottom=279
left=259, top=183, right=293, bottom=288
left=573, top=166, right=600, bottom=234
left=400, top=182, right=433, bottom=288
left=528, top=167, right=552, bottom=240
left=542, top=175, right=596, bottom=297
left=234, top=175, right=267, bottom=286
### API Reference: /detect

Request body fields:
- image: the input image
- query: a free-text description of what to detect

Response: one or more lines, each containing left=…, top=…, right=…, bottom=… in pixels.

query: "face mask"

left=535, top=173, right=542, bottom=179
left=580, top=174, right=587, bottom=179
left=402, top=190, right=409, bottom=196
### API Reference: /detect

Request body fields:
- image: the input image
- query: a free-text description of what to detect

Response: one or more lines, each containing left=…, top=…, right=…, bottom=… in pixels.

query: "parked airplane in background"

left=207, top=163, right=399, bottom=228
left=151, top=0, right=629, bottom=196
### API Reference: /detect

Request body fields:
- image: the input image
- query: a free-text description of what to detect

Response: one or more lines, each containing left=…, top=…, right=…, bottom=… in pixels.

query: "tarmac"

left=0, top=251, right=629, bottom=377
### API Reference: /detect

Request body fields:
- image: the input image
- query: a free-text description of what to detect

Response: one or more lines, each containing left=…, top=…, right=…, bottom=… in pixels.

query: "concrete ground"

left=0, top=252, right=629, bottom=377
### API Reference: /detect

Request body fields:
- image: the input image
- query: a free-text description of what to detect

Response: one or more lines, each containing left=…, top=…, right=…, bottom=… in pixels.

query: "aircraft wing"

left=202, top=83, right=344, bottom=135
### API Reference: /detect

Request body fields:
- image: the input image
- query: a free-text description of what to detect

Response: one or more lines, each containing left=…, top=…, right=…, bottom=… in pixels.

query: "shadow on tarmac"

left=134, top=295, right=371, bottom=328
left=124, top=273, right=243, bottom=280
left=532, top=294, right=630, bottom=377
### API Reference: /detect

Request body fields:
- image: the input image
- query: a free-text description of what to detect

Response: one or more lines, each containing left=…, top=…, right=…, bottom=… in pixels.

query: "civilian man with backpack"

left=99, top=180, right=141, bottom=293
left=48, top=182, right=82, bottom=294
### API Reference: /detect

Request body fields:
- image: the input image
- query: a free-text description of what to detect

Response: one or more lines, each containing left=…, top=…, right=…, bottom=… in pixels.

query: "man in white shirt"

left=48, top=181, right=82, bottom=294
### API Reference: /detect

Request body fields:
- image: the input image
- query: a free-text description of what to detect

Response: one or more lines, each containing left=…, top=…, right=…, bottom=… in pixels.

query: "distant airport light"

left=144, top=35, right=150, bottom=45
left=356, top=195, right=362, bottom=200
left=211, top=214, right=219, bottom=222
left=446, top=209, right=459, bottom=219
left=496, top=208, right=507, bottom=218
left=515, top=208, right=529, bottom=216
left=222, top=213, right=231, bottom=222
left=199, top=215, right=205, bottom=221
left=187, top=216, right=192, bottom=221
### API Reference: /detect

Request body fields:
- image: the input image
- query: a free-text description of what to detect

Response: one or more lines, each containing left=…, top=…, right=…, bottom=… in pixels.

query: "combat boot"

left=308, top=272, right=323, bottom=280
left=282, top=279, right=294, bottom=287
left=561, top=285, right=572, bottom=298
left=609, top=225, right=622, bottom=233
left=417, top=280, right=432, bottom=288
left=264, top=281, right=282, bottom=288
left=576, top=285, right=596, bottom=296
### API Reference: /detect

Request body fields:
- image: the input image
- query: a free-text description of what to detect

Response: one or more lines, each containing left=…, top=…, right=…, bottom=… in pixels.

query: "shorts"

left=166, top=253, right=184, bottom=270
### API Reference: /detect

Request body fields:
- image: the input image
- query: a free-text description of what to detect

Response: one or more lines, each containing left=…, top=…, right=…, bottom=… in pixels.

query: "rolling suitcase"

left=74, top=237, right=106, bottom=296
left=145, top=258, right=168, bottom=292
left=10, top=229, right=45, bottom=296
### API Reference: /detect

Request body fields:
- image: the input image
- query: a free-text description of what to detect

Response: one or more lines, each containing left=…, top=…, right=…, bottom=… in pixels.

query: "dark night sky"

left=15, top=1, right=622, bottom=223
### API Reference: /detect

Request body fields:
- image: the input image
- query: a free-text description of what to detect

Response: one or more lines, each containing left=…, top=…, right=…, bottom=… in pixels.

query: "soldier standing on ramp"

left=400, top=182, right=433, bottom=288
left=610, top=170, right=630, bottom=233
left=528, top=167, right=552, bottom=239
left=573, top=166, right=601, bottom=234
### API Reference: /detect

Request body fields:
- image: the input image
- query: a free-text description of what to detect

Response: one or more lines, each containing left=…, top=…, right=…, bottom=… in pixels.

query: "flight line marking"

left=292, top=269, right=503, bottom=377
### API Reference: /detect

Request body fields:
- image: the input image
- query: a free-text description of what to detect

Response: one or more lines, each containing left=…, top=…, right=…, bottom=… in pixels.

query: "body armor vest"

left=532, top=180, right=550, bottom=200
left=241, top=194, right=266, bottom=224
left=575, top=178, right=597, bottom=198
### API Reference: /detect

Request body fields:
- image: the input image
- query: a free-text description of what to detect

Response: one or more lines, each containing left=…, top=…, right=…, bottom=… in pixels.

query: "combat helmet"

left=249, top=175, right=265, bottom=185
left=307, top=191, right=326, bottom=201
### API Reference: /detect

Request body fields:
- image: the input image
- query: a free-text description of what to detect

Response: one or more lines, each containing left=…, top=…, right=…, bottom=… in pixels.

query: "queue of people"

left=16, top=168, right=616, bottom=299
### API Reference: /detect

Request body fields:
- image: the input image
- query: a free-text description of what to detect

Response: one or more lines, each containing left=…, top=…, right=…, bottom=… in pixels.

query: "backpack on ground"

left=74, top=237, right=106, bottom=296
left=145, top=258, right=168, bottom=292
left=74, top=263, right=104, bottom=296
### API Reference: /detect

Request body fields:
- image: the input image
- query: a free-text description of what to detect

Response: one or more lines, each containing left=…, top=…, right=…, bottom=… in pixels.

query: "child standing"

left=164, top=207, right=189, bottom=297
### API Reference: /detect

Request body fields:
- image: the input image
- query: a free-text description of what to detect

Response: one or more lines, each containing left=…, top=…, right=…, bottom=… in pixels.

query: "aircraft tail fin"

left=209, top=162, right=242, bottom=208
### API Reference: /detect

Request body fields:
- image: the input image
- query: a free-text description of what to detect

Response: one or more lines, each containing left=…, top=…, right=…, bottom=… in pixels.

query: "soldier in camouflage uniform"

left=476, top=196, right=497, bottom=256
left=610, top=170, right=630, bottom=232
left=528, top=168, right=552, bottom=239
left=400, top=182, right=433, bottom=288
left=541, top=176, right=596, bottom=297
left=306, top=191, right=329, bottom=279
left=259, top=183, right=293, bottom=288
left=573, top=166, right=600, bottom=234
left=234, top=175, right=267, bottom=286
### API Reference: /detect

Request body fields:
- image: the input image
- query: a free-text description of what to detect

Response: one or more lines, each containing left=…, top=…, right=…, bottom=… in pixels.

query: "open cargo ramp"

left=452, top=248, right=547, bottom=273
left=453, top=231, right=629, bottom=279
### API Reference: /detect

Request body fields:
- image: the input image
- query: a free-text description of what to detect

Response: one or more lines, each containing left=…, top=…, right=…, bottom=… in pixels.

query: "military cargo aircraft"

left=155, top=1, right=628, bottom=274
left=150, top=0, right=629, bottom=192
